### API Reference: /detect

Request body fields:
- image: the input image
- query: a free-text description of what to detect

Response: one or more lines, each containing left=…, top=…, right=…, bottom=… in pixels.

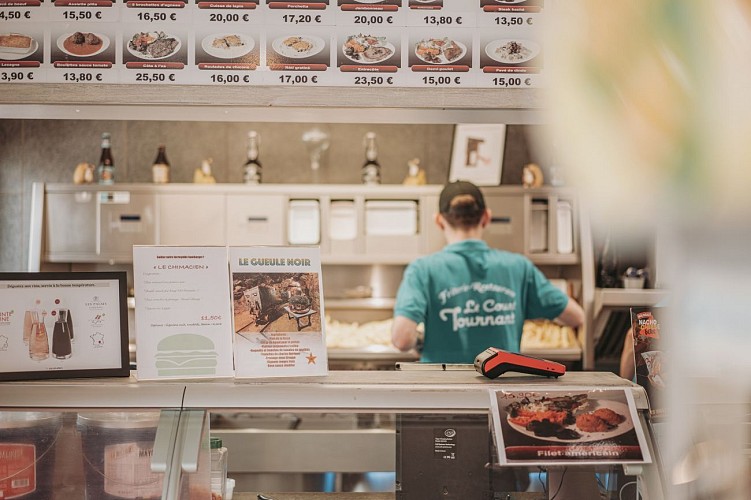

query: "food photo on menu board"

left=490, top=389, right=651, bottom=465
left=0, top=29, right=43, bottom=67
left=122, top=27, right=187, bottom=66
left=51, top=27, right=116, bottom=66
left=195, top=29, right=259, bottom=69
left=266, top=0, right=329, bottom=8
left=480, top=0, right=544, bottom=11
left=266, top=29, right=331, bottom=70
left=408, top=31, right=471, bottom=70
left=409, top=0, right=444, bottom=9
left=479, top=35, right=542, bottom=72
left=337, top=31, right=400, bottom=69
left=195, top=0, right=258, bottom=7
left=338, top=0, right=401, bottom=10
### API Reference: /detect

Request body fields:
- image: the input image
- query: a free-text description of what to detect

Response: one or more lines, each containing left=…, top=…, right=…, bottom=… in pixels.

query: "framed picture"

left=449, top=124, right=507, bottom=186
left=0, top=271, right=130, bottom=381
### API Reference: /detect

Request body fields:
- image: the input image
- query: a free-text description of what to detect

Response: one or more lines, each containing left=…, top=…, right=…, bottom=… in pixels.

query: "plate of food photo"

left=58, top=32, right=109, bottom=58
left=343, top=34, right=395, bottom=64
left=415, top=37, right=465, bottom=64
left=485, top=39, right=540, bottom=64
left=505, top=394, right=634, bottom=443
left=202, top=33, right=254, bottom=59
left=128, top=31, right=181, bottom=60
left=0, top=33, right=38, bottom=60
left=272, top=35, right=325, bottom=59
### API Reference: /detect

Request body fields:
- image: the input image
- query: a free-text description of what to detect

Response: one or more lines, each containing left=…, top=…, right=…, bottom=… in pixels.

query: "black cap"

left=439, top=181, right=486, bottom=214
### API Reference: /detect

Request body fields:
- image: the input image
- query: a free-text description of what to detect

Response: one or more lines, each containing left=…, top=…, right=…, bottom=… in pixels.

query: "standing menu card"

left=133, top=246, right=234, bottom=380
left=489, top=388, right=651, bottom=465
left=230, top=246, right=328, bottom=378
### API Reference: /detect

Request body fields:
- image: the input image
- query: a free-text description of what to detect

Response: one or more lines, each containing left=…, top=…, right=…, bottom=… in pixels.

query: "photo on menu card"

left=230, top=247, right=328, bottom=378
left=0, top=28, right=43, bottom=66
left=337, top=31, right=401, bottom=70
left=489, top=389, right=651, bottom=465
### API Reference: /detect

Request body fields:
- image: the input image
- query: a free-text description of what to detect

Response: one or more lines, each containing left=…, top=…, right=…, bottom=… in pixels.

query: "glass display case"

left=0, top=369, right=666, bottom=499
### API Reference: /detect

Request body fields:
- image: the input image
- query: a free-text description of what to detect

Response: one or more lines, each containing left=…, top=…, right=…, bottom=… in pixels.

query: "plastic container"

left=0, top=412, right=61, bottom=499
left=210, top=437, right=228, bottom=500
left=77, top=412, right=163, bottom=500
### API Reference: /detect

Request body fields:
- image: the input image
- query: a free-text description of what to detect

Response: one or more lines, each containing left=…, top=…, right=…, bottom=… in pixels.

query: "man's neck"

left=444, top=228, right=483, bottom=244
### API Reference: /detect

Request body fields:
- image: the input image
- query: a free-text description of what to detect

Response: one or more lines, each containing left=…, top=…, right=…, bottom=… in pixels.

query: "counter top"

left=0, top=369, right=646, bottom=411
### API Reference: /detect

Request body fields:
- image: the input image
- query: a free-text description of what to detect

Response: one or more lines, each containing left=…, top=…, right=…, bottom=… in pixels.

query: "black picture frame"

left=0, top=271, right=130, bottom=381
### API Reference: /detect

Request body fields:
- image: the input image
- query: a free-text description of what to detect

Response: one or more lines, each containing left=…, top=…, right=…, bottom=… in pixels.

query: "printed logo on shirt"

left=436, top=282, right=516, bottom=332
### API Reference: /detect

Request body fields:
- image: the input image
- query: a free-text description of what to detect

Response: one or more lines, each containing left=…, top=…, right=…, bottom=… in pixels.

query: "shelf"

left=521, top=347, right=582, bottom=362
left=528, top=253, right=580, bottom=266
left=594, top=289, right=670, bottom=312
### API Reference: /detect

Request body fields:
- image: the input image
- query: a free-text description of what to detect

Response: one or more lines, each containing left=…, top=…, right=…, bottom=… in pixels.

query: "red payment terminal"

left=474, top=347, right=566, bottom=379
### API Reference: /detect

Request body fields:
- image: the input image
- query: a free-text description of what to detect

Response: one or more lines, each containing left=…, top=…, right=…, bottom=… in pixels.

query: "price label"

left=121, top=7, right=187, bottom=24
left=422, top=15, right=461, bottom=26
left=209, top=12, right=249, bottom=22
left=353, top=14, right=393, bottom=25
left=337, top=10, right=402, bottom=26
left=482, top=74, right=539, bottom=89
left=277, top=73, right=319, bottom=85
left=0, top=9, right=32, bottom=21
left=267, top=10, right=333, bottom=25
left=352, top=75, right=395, bottom=87
left=0, top=70, right=36, bottom=83
left=200, top=314, right=223, bottom=321
left=407, top=10, right=475, bottom=28
left=49, top=69, right=116, bottom=84
left=51, top=5, right=117, bottom=22
left=206, top=72, right=253, bottom=85
left=420, top=75, right=461, bottom=87
left=122, top=71, right=179, bottom=84
left=494, top=15, right=534, bottom=26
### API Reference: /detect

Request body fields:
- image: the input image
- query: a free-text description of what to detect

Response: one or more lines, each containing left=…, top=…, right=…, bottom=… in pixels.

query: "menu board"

left=0, top=0, right=544, bottom=87
left=489, top=388, right=652, bottom=466
left=133, top=246, right=235, bottom=380
left=230, top=246, right=328, bottom=378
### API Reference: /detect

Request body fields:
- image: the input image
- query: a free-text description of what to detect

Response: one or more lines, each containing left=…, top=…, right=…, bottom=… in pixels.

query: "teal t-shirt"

left=394, top=239, right=569, bottom=363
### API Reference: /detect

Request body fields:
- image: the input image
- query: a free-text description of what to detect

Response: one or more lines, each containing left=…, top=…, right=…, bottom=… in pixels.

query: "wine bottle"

left=361, top=132, right=381, bottom=185
left=96, top=132, right=115, bottom=185
left=243, top=131, right=262, bottom=184
left=151, top=144, right=170, bottom=184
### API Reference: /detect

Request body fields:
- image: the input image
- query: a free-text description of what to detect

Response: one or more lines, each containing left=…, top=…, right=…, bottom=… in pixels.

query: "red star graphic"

left=306, top=353, right=317, bottom=364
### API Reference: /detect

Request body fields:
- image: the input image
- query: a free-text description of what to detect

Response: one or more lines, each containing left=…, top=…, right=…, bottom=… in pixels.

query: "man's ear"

left=480, top=208, right=492, bottom=228
left=434, top=213, right=445, bottom=231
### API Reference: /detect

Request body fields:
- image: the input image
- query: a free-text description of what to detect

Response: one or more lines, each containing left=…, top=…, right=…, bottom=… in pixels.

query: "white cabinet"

left=225, top=194, right=286, bottom=246
left=159, top=192, right=226, bottom=246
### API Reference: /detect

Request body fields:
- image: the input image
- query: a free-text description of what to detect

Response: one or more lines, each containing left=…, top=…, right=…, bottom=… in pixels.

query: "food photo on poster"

left=489, top=389, right=652, bottom=465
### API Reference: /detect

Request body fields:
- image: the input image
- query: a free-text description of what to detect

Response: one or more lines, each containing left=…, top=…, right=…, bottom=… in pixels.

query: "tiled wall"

left=0, top=121, right=543, bottom=271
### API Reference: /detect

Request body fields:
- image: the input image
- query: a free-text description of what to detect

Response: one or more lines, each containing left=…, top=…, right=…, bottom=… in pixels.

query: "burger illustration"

left=155, top=334, right=218, bottom=377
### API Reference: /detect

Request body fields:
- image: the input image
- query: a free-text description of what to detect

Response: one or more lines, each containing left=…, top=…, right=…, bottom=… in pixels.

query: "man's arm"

left=392, top=315, right=419, bottom=352
left=555, top=297, right=585, bottom=328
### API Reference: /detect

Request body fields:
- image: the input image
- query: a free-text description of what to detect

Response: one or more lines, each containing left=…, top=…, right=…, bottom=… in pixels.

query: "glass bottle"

left=22, top=310, right=34, bottom=345
left=66, top=307, right=75, bottom=342
left=597, top=231, right=619, bottom=288
left=361, top=132, right=381, bottom=185
left=243, top=131, right=262, bottom=184
left=151, top=144, right=170, bottom=184
left=96, top=132, right=115, bottom=185
left=210, top=437, right=228, bottom=500
left=52, top=309, right=72, bottom=360
left=29, top=311, right=49, bottom=361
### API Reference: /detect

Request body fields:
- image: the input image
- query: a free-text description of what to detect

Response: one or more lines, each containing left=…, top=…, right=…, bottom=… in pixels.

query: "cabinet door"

left=98, top=192, right=157, bottom=260
left=483, top=193, right=525, bottom=253
left=45, top=192, right=97, bottom=259
left=226, top=195, right=286, bottom=246
left=159, top=193, right=225, bottom=245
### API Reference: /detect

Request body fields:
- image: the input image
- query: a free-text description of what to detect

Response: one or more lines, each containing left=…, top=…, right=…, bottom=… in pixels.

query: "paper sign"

left=133, top=246, right=234, bottom=380
left=230, top=246, right=328, bottom=378
left=489, top=388, right=651, bottom=465
left=630, top=307, right=666, bottom=417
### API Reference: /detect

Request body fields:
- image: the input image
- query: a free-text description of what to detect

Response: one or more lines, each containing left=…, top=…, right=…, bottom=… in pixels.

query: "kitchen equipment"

left=329, top=200, right=357, bottom=241
left=529, top=199, right=548, bottom=253
left=474, top=347, right=566, bottom=378
left=287, top=199, right=320, bottom=245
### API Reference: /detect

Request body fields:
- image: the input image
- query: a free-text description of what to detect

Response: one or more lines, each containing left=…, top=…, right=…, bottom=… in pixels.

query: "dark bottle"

left=597, top=232, right=619, bottom=288
left=151, top=144, right=170, bottom=184
left=361, top=132, right=381, bottom=185
left=65, top=308, right=74, bottom=342
left=243, top=131, right=262, bottom=184
left=96, top=132, right=115, bottom=185
left=52, top=309, right=72, bottom=360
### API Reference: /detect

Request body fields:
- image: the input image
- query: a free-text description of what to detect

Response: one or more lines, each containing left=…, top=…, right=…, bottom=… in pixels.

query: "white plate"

left=495, top=0, right=526, bottom=4
left=57, top=32, right=110, bottom=58
left=507, top=399, right=634, bottom=444
left=414, top=38, right=466, bottom=65
left=202, top=33, right=254, bottom=59
left=354, top=0, right=385, bottom=3
left=485, top=38, right=540, bottom=64
left=127, top=32, right=181, bottom=60
left=272, top=35, right=325, bottom=59
left=0, top=37, right=37, bottom=60
left=342, top=38, right=395, bottom=64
